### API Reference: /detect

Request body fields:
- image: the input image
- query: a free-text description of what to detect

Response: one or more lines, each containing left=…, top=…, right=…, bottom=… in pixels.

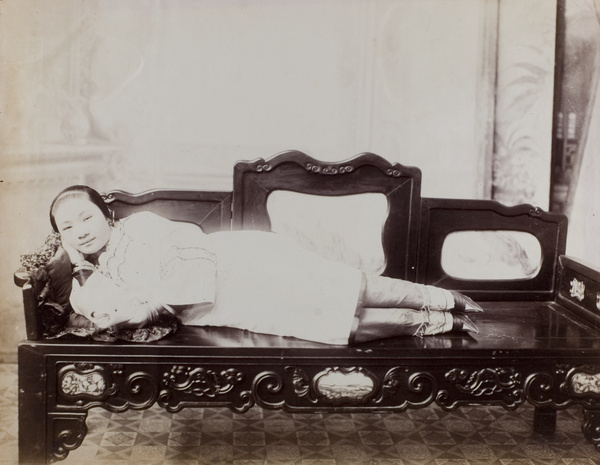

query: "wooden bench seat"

left=16, top=152, right=600, bottom=463
left=21, top=300, right=600, bottom=351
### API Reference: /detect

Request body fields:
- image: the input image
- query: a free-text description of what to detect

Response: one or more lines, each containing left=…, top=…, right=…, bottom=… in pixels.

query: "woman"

left=50, top=185, right=482, bottom=345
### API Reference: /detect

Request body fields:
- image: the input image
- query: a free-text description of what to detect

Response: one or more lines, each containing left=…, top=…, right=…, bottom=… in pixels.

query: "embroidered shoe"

left=452, top=314, right=480, bottom=333
left=450, top=290, right=483, bottom=313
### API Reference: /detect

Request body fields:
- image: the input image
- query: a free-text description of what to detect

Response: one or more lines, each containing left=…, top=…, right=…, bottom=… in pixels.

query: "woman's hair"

left=50, top=185, right=112, bottom=232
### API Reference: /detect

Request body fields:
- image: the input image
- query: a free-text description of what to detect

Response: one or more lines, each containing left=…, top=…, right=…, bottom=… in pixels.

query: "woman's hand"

left=86, top=297, right=148, bottom=330
left=61, top=240, right=85, bottom=265
left=103, top=297, right=165, bottom=329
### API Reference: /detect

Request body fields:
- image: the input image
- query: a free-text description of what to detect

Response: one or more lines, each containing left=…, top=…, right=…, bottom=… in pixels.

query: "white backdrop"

left=0, top=0, right=558, bottom=360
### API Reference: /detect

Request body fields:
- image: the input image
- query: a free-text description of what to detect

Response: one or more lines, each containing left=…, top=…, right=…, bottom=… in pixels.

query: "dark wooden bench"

left=15, top=151, right=600, bottom=463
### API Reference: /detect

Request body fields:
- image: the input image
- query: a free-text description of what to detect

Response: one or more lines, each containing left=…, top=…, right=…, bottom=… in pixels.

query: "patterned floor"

left=1, top=363, right=598, bottom=464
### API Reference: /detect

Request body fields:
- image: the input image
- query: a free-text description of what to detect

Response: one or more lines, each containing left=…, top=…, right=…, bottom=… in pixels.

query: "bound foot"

left=452, top=314, right=479, bottom=333
left=450, top=291, right=483, bottom=313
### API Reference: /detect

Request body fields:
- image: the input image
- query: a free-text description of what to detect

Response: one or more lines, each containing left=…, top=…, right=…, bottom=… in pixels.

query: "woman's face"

left=53, top=197, right=112, bottom=255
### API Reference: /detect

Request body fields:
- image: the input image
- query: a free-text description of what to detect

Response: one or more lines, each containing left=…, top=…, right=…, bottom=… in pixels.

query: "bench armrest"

left=14, top=268, right=31, bottom=287
left=14, top=268, right=42, bottom=340
left=556, top=255, right=600, bottom=328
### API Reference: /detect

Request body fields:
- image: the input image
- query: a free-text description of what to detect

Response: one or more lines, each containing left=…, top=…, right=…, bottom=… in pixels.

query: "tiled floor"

left=1, top=363, right=598, bottom=464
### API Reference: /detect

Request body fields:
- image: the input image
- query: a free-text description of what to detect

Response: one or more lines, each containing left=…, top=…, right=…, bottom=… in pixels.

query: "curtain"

left=551, top=0, right=600, bottom=267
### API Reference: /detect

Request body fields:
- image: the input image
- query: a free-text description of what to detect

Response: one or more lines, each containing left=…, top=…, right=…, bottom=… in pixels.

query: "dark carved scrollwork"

left=446, top=367, right=522, bottom=396
left=108, top=371, right=159, bottom=412
left=406, top=371, right=437, bottom=407
left=381, top=366, right=404, bottom=393
left=228, top=389, right=254, bottom=413
left=583, top=410, right=600, bottom=451
left=57, top=363, right=160, bottom=412
left=554, top=366, right=600, bottom=409
left=524, top=372, right=557, bottom=407
left=255, top=163, right=272, bottom=172
left=522, top=366, right=600, bottom=410
left=439, top=367, right=524, bottom=410
left=292, top=367, right=311, bottom=399
left=162, top=365, right=244, bottom=397
left=253, top=370, right=285, bottom=409
left=158, top=365, right=252, bottom=413
left=374, top=367, right=437, bottom=409
left=305, top=162, right=354, bottom=175
left=51, top=414, right=88, bottom=461
left=522, top=367, right=600, bottom=410
left=529, top=206, right=543, bottom=216
left=288, top=366, right=440, bottom=411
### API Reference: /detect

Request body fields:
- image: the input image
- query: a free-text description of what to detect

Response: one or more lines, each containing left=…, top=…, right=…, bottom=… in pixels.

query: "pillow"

left=21, top=233, right=71, bottom=300
left=21, top=234, right=72, bottom=336
left=55, top=310, right=179, bottom=343
left=45, top=246, right=72, bottom=307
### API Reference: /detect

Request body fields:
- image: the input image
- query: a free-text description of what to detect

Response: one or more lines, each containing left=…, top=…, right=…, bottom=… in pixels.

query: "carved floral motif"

left=570, top=278, right=586, bottom=301
left=445, top=367, right=522, bottom=396
left=386, top=169, right=403, bottom=177
left=59, top=364, right=109, bottom=399
left=529, top=207, right=543, bottom=216
left=292, top=368, right=310, bottom=398
left=572, top=372, right=600, bottom=395
left=162, top=365, right=244, bottom=398
left=157, top=365, right=252, bottom=413
left=61, top=371, right=107, bottom=397
left=305, top=163, right=354, bottom=175
left=381, top=366, right=404, bottom=392
left=437, top=368, right=525, bottom=411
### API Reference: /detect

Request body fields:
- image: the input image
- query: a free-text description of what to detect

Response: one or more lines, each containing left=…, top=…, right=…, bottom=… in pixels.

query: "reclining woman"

left=50, top=185, right=482, bottom=345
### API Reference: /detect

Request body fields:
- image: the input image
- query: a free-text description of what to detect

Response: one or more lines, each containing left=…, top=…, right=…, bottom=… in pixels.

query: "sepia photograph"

left=1, top=0, right=599, bottom=463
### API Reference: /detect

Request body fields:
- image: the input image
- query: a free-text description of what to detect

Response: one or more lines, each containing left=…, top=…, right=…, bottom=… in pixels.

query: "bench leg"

left=48, top=412, right=89, bottom=462
left=533, top=406, right=556, bottom=436
left=19, top=345, right=91, bottom=464
left=18, top=345, right=48, bottom=464
left=583, top=409, right=600, bottom=451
